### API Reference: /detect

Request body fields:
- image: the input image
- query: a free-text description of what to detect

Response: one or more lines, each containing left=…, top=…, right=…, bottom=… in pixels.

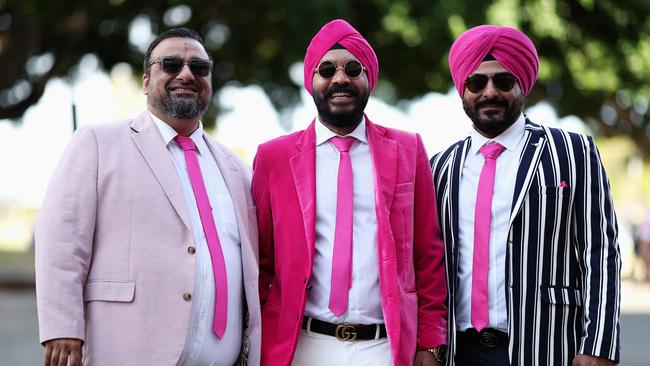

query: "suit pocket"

left=528, top=186, right=572, bottom=237
left=531, top=186, right=569, bottom=196
left=84, top=280, right=136, bottom=302
left=540, top=285, right=582, bottom=307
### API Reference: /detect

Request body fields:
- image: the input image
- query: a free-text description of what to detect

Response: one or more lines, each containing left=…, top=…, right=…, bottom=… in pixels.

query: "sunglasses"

left=149, top=56, right=213, bottom=77
left=464, top=72, right=517, bottom=93
left=314, top=60, right=366, bottom=79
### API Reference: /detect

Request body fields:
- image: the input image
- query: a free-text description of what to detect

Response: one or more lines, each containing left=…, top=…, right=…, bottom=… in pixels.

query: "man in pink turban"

left=431, top=25, right=620, bottom=366
left=253, top=19, right=448, bottom=366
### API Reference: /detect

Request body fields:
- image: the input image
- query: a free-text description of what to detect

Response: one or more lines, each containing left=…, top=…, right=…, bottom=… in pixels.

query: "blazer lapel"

left=130, top=112, right=192, bottom=231
left=290, top=122, right=317, bottom=264
left=508, top=120, right=547, bottom=227
left=449, top=138, right=471, bottom=282
left=366, top=118, right=397, bottom=211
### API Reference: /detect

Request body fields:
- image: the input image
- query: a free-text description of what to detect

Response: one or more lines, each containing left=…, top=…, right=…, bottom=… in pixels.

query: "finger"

left=44, top=344, right=53, bottom=366
left=49, top=347, right=60, bottom=366
left=57, top=346, right=69, bottom=366
left=69, top=346, right=82, bottom=366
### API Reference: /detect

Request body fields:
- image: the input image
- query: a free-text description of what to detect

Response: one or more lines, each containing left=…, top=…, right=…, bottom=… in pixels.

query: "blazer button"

left=187, top=246, right=196, bottom=254
left=183, top=293, right=192, bottom=301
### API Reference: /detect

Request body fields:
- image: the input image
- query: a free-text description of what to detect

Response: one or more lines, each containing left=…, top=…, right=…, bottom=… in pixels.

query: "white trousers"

left=291, top=328, right=393, bottom=366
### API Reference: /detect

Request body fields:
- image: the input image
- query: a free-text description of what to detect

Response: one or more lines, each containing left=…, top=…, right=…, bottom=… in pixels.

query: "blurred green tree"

left=0, top=0, right=649, bottom=155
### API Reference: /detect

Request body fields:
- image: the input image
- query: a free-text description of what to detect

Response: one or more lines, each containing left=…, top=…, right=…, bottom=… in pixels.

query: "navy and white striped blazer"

left=431, top=119, right=621, bottom=365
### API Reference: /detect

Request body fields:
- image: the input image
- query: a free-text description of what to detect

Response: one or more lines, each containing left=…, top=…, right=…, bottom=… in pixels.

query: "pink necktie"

left=175, top=135, right=228, bottom=338
left=328, top=136, right=356, bottom=317
left=472, top=142, right=506, bottom=332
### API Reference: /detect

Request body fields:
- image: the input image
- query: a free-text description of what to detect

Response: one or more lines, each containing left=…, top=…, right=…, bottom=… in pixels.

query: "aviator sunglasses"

left=149, top=56, right=213, bottom=77
left=315, top=60, right=366, bottom=79
left=464, top=72, right=517, bottom=93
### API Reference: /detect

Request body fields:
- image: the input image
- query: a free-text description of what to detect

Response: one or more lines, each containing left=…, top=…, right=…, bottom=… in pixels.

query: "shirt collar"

left=469, top=113, right=526, bottom=155
left=150, top=111, right=207, bottom=155
left=315, top=115, right=368, bottom=146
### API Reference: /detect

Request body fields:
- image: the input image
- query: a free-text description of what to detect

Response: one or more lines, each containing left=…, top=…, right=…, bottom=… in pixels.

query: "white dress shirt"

left=456, top=114, right=526, bottom=332
left=304, top=117, right=383, bottom=324
left=151, top=113, right=244, bottom=366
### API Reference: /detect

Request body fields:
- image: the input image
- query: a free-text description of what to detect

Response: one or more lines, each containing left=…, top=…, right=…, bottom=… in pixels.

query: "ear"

left=142, top=73, right=149, bottom=95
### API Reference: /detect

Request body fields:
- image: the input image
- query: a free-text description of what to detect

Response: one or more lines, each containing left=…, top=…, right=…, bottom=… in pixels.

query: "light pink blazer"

left=35, top=112, right=261, bottom=365
left=252, top=118, right=447, bottom=366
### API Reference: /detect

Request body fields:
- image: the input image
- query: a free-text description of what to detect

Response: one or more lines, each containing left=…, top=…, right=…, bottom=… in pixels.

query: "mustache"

left=325, top=84, right=358, bottom=98
left=475, top=98, right=508, bottom=108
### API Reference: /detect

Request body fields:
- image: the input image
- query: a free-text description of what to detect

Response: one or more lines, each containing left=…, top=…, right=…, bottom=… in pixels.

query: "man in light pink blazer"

left=252, top=20, right=447, bottom=366
left=35, top=28, right=261, bottom=366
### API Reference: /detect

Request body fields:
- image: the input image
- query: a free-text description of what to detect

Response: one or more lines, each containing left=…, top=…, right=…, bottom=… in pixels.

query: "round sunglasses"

left=464, top=72, right=517, bottom=93
left=314, top=60, right=366, bottom=79
left=149, top=56, right=213, bottom=77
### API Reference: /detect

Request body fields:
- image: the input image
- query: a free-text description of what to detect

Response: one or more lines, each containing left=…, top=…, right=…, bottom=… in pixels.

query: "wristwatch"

left=423, top=345, right=447, bottom=363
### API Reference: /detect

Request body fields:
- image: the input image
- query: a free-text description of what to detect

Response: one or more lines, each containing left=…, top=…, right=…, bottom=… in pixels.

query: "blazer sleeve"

left=35, top=126, right=98, bottom=344
left=251, top=145, right=274, bottom=305
left=573, top=135, right=621, bottom=362
left=413, top=134, right=448, bottom=349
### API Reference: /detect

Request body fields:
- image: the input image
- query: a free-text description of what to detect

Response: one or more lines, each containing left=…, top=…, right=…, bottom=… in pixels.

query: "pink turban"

left=448, top=25, right=539, bottom=97
left=303, top=19, right=378, bottom=95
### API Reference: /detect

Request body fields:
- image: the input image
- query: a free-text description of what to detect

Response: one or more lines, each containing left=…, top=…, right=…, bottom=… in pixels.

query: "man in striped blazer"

left=430, top=25, right=621, bottom=366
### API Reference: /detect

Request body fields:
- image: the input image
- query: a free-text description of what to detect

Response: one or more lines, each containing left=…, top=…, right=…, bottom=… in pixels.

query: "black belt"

left=301, top=317, right=387, bottom=341
left=458, top=328, right=508, bottom=348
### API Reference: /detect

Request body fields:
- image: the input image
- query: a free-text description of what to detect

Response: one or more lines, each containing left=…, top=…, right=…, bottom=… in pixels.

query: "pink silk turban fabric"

left=303, top=19, right=379, bottom=95
left=448, top=25, right=539, bottom=97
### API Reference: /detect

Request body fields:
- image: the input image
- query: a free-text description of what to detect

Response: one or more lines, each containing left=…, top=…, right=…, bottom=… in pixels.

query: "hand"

left=415, top=350, right=442, bottom=366
left=572, top=354, right=615, bottom=366
left=44, top=338, right=83, bottom=366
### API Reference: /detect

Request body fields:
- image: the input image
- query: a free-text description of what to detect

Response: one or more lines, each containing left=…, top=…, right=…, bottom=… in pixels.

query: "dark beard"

left=153, top=94, right=207, bottom=120
left=313, top=83, right=369, bottom=129
left=463, top=96, right=523, bottom=137
left=149, top=80, right=210, bottom=120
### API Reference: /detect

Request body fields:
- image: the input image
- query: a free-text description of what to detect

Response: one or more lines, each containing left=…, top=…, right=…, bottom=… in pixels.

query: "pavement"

left=1, top=289, right=41, bottom=365
left=1, top=282, right=649, bottom=365
left=617, top=281, right=650, bottom=365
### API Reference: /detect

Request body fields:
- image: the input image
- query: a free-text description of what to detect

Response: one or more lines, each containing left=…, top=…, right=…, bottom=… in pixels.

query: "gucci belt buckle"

left=335, top=324, right=358, bottom=341
left=478, top=330, right=499, bottom=348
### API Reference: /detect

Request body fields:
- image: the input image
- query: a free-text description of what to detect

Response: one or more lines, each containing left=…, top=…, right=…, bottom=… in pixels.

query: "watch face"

left=436, top=345, right=448, bottom=362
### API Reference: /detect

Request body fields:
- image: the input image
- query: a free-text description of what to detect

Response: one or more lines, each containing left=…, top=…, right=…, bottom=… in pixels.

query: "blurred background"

left=1, top=0, right=649, bottom=364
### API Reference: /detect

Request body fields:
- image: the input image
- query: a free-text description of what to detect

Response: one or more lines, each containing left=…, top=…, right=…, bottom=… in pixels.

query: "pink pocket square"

left=559, top=181, right=568, bottom=188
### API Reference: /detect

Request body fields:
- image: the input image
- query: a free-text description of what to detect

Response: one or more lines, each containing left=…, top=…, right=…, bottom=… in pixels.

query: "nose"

left=481, top=79, right=499, bottom=98
left=175, top=63, right=195, bottom=81
left=330, top=67, right=351, bottom=84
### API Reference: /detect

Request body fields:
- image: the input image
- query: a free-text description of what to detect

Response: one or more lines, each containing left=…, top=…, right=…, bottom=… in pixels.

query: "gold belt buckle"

left=335, top=324, right=358, bottom=341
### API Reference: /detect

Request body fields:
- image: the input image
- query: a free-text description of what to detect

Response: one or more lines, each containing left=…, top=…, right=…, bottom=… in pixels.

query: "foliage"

left=1, top=0, right=649, bottom=155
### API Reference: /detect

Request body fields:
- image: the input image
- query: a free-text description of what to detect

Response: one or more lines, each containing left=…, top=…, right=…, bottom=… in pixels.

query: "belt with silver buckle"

left=301, top=317, right=387, bottom=341
left=459, top=328, right=508, bottom=348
